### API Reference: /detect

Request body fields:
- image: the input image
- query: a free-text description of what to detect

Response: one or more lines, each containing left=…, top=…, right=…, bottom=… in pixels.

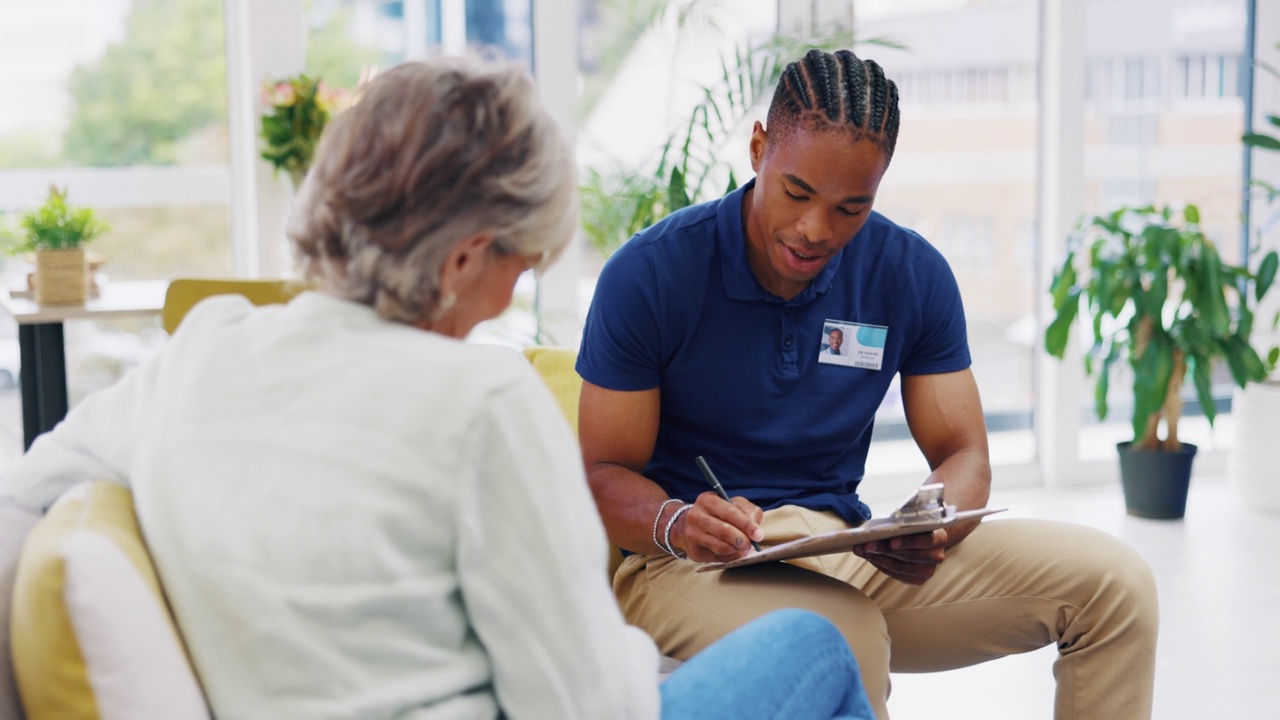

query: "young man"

left=577, top=49, right=1158, bottom=720
left=824, top=327, right=844, bottom=355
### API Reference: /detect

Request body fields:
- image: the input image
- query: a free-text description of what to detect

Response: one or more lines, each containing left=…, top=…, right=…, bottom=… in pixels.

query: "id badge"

left=817, top=319, right=887, bottom=370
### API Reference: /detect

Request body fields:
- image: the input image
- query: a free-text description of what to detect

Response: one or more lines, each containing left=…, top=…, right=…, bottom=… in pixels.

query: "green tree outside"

left=306, top=6, right=385, bottom=89
left=63, top=0, right=228, bottom=167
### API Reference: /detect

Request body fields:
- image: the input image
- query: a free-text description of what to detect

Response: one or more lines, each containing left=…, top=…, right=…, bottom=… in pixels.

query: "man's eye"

left=785, top=190, right=805, bottom=200
left=837, top=207, right=862, bottom=217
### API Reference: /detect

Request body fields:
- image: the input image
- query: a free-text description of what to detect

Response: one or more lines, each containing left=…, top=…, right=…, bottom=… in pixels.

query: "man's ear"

left=749, top=121, right=767, bottom=172
left=438, top=232, right=498, bottom=297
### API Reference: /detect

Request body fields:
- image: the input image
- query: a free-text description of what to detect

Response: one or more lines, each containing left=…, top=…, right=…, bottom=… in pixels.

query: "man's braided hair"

left=766, top=48, right=901, bottom=162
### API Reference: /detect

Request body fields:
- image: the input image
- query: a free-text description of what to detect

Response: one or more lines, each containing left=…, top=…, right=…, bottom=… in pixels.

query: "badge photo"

left=817, top=319, right=887, bottom=371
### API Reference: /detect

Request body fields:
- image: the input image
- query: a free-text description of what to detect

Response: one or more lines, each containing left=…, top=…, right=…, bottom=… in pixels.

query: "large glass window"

left=851, top=0, right=1041, bottom=475
left=1079, top=0, right=1249, bottom=461
left=303, top=0, right=538, bottom=348
left=0, top=0, right=233, bottom=461
left=305, top=0, right=533, bottom=82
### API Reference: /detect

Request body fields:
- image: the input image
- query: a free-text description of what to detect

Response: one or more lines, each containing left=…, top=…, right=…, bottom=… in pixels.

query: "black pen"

left=695, top=455, right=762, bottom=552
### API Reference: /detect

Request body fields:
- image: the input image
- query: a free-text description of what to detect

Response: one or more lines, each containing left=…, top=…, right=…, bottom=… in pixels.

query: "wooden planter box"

left=34, top=248, right=87, bottom=305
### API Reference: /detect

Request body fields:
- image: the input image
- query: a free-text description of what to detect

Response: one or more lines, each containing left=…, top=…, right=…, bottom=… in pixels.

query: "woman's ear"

left=437, top=232, right=498, bottom=298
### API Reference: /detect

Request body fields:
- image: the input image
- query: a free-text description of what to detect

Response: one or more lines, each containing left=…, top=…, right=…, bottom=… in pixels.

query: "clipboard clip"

left=890, top=483, right=954, bottom=523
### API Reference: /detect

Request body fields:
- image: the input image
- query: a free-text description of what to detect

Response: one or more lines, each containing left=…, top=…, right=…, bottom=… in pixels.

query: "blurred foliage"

left=305, top=5, right=385, bottom=90
left=581, top=25, right=902, bottom=258
left=90, top=205, right=233, bottom=280
left=0, top=131, right=61, bottom=169
left=60, top=0, right=381, bottom=168
left=0, top=213, right=19, bottom=255
left=63, top=0, right=227, bottom=166
left=1244, top=42, right=1280, bottom=208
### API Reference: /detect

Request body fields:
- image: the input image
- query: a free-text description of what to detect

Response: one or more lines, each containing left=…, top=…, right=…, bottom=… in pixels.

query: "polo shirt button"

left=783, top=335, right=794, bottom=347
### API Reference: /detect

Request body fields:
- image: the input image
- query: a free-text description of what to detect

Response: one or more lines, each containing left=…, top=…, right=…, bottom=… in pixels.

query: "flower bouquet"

left=259, top=74, right=351, bottom=188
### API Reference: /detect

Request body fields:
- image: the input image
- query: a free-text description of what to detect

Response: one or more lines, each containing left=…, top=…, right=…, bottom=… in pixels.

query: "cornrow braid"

left=765, top=48, right=901, bottom=163
left=863, top=59, right=889, bottom=133
left=835, top=49, right=867, bottom=130
left=778, top=64, right=814, bottom=117
left=808, top=50, right=841, bottom=122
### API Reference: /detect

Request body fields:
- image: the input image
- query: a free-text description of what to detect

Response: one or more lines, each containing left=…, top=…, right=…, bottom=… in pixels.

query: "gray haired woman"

left=0, top=57, right=871, bottom=719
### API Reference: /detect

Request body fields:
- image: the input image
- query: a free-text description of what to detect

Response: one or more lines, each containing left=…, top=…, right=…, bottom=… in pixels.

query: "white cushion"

left=62, top=529, right=209, bottom=720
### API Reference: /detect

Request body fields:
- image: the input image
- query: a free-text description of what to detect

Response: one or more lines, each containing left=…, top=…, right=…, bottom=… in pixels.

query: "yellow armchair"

left=522, top=347, right=626, bottom=580
left=161, top=278, right=309, bottom=335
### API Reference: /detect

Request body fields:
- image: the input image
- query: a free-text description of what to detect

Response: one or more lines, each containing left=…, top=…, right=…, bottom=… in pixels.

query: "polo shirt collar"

left=716, top=178, right=845, bottom=306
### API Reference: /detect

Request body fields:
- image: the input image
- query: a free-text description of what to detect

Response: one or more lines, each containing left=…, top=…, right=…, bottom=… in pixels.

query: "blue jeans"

left=659, top=608, right=874, bottom=720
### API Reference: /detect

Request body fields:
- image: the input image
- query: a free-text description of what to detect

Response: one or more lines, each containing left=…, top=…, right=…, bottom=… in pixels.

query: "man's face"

left=744, top=123, right=889, bottom=300
left=828, top=329, right=843, bottom=352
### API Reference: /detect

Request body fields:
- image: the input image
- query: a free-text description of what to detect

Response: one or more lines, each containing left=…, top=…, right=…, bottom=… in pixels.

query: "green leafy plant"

left=1045, top=204, right=1280, bottom=451
left=581, top=29, right=901, bottom=257
left=14, top=185, right=109, bottom=252
left=1244, top=41, right=1280, bottom=248
left=1243, top=42, right=1280, bottom=202
left=258, top=74, right=350, bottom=187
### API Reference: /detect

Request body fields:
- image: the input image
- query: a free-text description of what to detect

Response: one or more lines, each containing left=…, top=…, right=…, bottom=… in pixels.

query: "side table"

left=0, top=280, right=168, bottom=450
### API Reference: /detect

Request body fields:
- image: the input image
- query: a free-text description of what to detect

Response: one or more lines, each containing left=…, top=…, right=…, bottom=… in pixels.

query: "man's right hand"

left=672, top=491, right=764, bottom=563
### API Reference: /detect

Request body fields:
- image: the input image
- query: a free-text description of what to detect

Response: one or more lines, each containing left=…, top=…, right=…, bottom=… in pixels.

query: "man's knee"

left=1017, top=521, right=1159, bottom=647
left=1086, top=529, right=1159, bottom=641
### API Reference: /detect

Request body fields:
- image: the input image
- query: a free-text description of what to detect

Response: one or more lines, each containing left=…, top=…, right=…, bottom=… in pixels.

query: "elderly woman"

left=0, top=58, right=872, bottom=719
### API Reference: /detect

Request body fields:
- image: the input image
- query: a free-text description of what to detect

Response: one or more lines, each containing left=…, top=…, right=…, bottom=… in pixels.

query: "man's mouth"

left=781, top=242, right=827, bottom=271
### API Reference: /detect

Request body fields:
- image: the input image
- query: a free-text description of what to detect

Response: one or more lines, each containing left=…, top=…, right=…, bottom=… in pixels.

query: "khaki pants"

left=614, top=509, right=1158, bottom=720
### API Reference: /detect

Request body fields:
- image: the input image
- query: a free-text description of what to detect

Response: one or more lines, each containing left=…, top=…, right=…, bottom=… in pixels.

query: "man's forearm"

left=586, top=462, right=678, bottom=555
left=925, top=447, right=991, bottom=547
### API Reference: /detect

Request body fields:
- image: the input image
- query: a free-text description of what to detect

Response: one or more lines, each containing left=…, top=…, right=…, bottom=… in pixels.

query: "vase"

left=33, top=248, right=87, bottom=305
left=1228, top=383, right=1280, bottom=514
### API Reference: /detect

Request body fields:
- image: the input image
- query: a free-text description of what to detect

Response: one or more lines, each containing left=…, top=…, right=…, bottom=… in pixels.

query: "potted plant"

left=1045, top=203, right=1279, bottom=519
left=16, top=185, right=108, bottom=306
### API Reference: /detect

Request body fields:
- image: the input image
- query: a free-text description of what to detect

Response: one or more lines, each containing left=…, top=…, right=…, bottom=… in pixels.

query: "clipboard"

left=697, top=483, right=1006, bottom=572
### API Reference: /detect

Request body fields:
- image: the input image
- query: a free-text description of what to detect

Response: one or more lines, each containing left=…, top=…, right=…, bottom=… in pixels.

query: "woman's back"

left=105, top=292, right=658, bottom=719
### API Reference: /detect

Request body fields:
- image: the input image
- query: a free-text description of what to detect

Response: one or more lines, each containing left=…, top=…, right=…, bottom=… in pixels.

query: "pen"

left=694, top=455, right=762, bottom=552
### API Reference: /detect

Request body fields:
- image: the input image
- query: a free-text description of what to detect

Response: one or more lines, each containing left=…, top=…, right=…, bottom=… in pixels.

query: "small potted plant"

left=17, top=185, right=108, bottom=305
left=1045, top=203, right=1279, bottom=519
left=258, top=74, right=350, bottom=189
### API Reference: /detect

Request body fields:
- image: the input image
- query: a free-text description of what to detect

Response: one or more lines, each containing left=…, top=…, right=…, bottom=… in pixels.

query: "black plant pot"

left=1116, top=441, right=1197, bottom=519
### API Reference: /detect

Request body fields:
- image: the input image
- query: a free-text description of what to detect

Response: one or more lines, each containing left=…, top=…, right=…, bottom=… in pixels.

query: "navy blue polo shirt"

left=577, top=179, right=970, bottom=524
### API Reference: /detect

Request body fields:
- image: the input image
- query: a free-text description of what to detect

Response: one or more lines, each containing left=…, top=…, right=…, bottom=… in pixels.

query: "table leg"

left=18, top=322, right=68, bottom=451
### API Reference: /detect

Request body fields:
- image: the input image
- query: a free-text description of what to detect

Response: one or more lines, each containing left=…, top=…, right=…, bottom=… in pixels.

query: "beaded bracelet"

left=663, top=503, right=695, bottom=560
left=652, top=498, right=684, bottom=556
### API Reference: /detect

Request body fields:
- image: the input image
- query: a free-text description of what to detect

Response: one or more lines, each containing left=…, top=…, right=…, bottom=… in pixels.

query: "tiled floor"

left=871, top=475, right=1280, bottom=719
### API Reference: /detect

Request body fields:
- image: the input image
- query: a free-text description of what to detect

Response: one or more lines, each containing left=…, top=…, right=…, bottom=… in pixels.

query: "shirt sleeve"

left=0, top=341, right=165, bottom=511
left=899, top=241, right=972, bottom=376
left=576, top=243, right=664, bottom=392
left=454, top=368, right=660, bottom=720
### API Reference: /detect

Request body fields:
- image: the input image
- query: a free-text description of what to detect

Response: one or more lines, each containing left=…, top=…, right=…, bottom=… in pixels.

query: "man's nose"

left=796, top=206, right=835, bottom=244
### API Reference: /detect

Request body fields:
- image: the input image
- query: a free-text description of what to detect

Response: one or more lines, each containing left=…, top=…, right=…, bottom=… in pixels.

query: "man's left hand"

left=852, top=528, right=948, bottom=585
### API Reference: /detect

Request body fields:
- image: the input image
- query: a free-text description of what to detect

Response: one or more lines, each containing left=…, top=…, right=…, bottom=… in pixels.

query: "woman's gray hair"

left=287, top=57, right=577, bottom=324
